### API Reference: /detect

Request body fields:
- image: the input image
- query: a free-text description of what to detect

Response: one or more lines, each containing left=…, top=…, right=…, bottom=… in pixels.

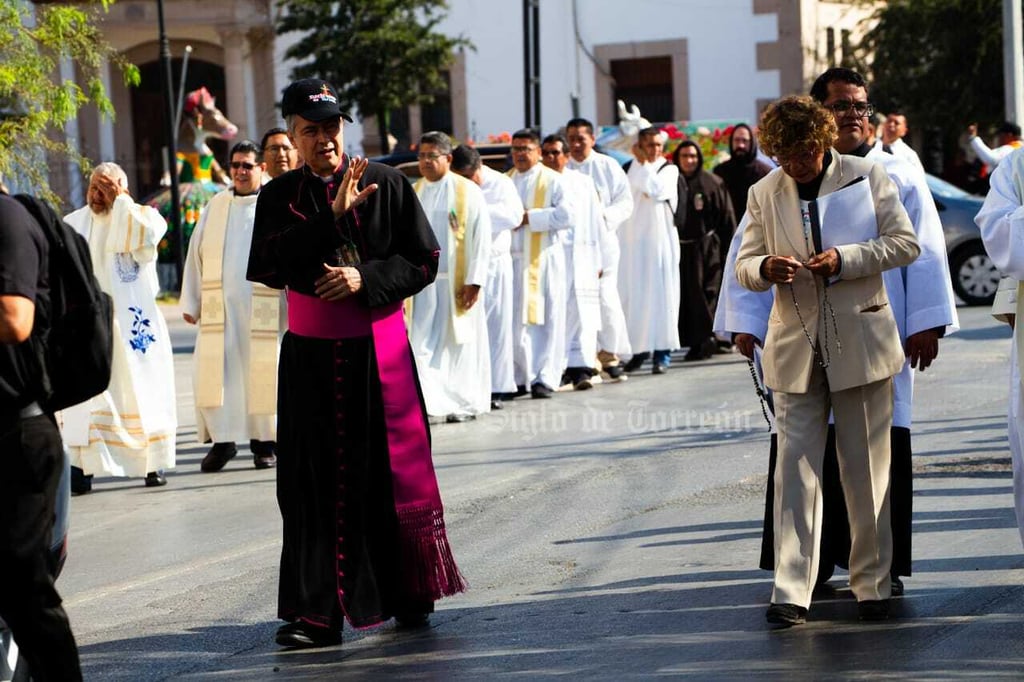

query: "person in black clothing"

left=672, top=140, right=736, bottom=360
left=0, top=192, right=82, bottom=680
left=713, top=123, right=773, bottom=220
left=247, top=79, right=465, bottom=650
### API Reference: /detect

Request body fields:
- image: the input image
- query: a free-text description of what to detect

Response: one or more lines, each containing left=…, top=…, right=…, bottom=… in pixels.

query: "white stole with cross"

left=194, top=190, right=280, bottom=415
left=413, top=174, right=475, bottom=344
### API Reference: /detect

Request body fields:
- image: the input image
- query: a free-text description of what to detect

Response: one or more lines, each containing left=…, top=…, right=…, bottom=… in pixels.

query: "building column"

left=248, top=26, right=279, bottom=135
left=219, top=28, right=251, bottom=140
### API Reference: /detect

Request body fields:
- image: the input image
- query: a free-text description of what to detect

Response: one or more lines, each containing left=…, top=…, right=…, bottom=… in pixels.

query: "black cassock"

left=248, top=161, right=463, bottom=630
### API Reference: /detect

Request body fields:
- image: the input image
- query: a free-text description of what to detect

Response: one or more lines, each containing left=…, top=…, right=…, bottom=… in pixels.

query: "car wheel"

left=950, top=241, right=1000, bottom=306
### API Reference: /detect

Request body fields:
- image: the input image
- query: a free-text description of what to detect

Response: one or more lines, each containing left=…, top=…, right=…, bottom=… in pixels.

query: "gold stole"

left=195, top=191, right=279, bottom=414
left=411, top=176, right=472, bottom=341
left=508, top=167, right=548, bottom=325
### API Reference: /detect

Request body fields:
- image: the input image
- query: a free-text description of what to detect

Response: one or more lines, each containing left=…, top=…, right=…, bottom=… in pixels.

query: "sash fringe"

left=397, top=504, right=468, bottom=600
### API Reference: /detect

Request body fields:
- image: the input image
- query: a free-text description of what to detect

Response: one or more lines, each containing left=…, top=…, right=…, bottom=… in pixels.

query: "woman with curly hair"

left=734, top=95, right=920, bottom=627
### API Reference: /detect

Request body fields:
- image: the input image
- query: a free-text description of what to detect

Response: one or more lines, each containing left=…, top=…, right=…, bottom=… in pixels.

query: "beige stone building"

left=51, top=0, right=879, bottom=202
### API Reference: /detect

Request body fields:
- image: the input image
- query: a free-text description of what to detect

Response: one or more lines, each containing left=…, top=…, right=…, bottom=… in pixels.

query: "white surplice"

left=180, top=190, right=284, bottom=444
left=558, top=168, right=602, bottom=368
left=479, top=165, right=523, bottom=395
left=715, top=151, right=959, bottom=428
left=508, top=163, right=572, bottom=389
left=976, top=146, right=1024, bottom=549
left=619, top=159, right=681, bottom=355
left=62, top=196, right=177, bottom=477
left=568, top=151, right=633, bottom=356
left=410, top=173, right=492, bottom=417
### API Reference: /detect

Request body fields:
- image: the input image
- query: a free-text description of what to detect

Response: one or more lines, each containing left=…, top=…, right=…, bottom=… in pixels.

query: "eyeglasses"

left=417, top=152, right=445, bottom=161
left=264, top=144, right=294, bottom=154
left=541, top=149, right=564, bottom=157
left=826, top=100, right=875, bottom=117
left=230, top=161, right=258, bottom=170
left=774, top=149, right=818, bottom=166
left=510, top=145, right=537, bottom=153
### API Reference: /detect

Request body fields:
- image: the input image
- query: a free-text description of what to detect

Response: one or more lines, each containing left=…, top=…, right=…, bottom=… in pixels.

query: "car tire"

left=950, top=241, right=1000, bottom=306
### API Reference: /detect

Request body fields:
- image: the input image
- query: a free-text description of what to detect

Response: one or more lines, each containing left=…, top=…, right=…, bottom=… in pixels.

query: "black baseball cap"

left=281, top=78, right=353, bottom=123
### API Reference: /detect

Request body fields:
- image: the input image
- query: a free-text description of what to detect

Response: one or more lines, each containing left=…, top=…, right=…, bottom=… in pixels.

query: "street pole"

left=1004, top=0, right=1024, bottom=125
left=156, top=0, right=183, bottom=290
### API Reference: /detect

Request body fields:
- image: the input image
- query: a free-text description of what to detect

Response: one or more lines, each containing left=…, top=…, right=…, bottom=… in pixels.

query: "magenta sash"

left=288, top=289, right=466, bottom=600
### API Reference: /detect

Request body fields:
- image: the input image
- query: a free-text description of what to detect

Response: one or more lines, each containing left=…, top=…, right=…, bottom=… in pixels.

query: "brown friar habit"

left=247, top=160, right=465, bottom=631
left=672, top=141, right=737, bottom=353
left=712, top=123, right=774, bottom=220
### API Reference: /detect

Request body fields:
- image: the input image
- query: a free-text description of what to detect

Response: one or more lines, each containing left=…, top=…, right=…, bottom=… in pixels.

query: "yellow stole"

left=195, top=191, right=280, bottom=414
left=412, top=175, right=473, bottom=341
left=508, top=167, right=548, bottom=325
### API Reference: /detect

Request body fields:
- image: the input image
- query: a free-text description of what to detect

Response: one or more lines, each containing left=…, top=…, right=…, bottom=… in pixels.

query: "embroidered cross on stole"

left=508, top=167, right=548, bottom=325
left=195, top=192, right=280, bottom=414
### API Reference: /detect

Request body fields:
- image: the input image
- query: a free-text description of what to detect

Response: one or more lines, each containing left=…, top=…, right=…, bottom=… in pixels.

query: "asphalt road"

left=60, top=304, right=1024, bottom=680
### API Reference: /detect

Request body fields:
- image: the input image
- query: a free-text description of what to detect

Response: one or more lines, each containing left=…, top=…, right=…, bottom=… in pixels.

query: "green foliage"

left=276, top=0, right=471, bottom=150
left=852, top=0, right=1005, bottom=157
left=0, top=0, right=139, bottom=201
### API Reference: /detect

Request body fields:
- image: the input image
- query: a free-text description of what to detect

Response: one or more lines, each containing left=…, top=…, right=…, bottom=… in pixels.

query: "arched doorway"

left=130, top=58, right=227, bottom=198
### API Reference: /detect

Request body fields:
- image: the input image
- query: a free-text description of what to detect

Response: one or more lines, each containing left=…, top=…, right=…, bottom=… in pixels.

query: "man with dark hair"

left=713, top=124, right=773, bottom=219
left=716, top=65, right=958, bottom=604
left=260, top=127, right=299, bottom=180
left=673, top=140, right=735, bottom=361
left=182, top=139, right=285, bottom=472
left=620, top=127, right=680, bottom=374
left=876, top=112, right=924, bottom=172
left=248, top=78, right=465, bottom=649
left=566, top=117, right=633, bottom=379
left=506, top=128, right=572, bottom=398
left=451, top=145, right=522, bottom=409
left=0, top=190, right=83, bottom=680
left=967, top=120, right=1023, bottom=170
left=541, top=134, right=601, bottom=389
left=409, top=132, right=491, bottom=422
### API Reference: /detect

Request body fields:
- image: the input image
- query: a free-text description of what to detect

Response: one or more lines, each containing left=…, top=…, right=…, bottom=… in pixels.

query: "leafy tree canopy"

left=0, top=0, right=139, bottom=200
left=276, top=0, right=471, bottom=151
left=853, top=0, right=1006, bottom=154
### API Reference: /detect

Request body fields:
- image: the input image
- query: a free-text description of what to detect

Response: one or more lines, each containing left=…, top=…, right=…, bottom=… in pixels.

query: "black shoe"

left=71, top=466, right=93, bottom=495
left=201, top=442, right=238, bottom=473
left=144, top=471, right=167, bottom=487
left=890, top=576, right=904, bottom=597
left=603, top=364, right=624, bottom=379
left=514, top=384, right=529, bottom=398
left=490, top=398, right=504, bottom=410
left=275, top=621, right=343, bottom=648
left=857, top=599, right=890, bottom=621
left=250, top=440, right=277, bottom=469
left=766, top=603, right=807, bottom=627
left=652, top=363, right=667, bottom=375
left=530, top=383, right=553, bottom=399
left=445, top=413, right=476, bottom=423
left=623, top=355, right=647, bottom=373
left=395, top=613, right=431, bottom=629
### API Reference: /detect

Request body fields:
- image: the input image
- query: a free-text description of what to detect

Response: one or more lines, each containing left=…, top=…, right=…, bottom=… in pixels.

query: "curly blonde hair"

left=758, top=95, right=837, bottom=159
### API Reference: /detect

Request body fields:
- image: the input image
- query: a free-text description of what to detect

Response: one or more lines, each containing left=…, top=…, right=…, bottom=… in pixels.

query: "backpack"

left=14, top=194, right=113, bottom=411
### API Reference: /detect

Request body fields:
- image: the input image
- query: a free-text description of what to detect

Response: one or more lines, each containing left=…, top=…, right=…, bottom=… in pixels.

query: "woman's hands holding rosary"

left=760, top=247, right=841, bottom=283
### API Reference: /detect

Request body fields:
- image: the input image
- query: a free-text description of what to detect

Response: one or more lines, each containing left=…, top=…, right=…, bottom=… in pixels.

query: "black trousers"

left=0, top=413, right=81, bottom=681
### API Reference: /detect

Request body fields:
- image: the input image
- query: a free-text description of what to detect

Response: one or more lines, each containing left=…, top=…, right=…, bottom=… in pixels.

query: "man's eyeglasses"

left=417, top=152, right=445, bottom=161
left=826, top=100, right=875, bottom=117
left=510, top=145, right=537, bottom=153
left=541, top=149, right=564, bottom=157
left=230, top=161, right=258, bottom=171
left=264, top=144, right=294, bottom=154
